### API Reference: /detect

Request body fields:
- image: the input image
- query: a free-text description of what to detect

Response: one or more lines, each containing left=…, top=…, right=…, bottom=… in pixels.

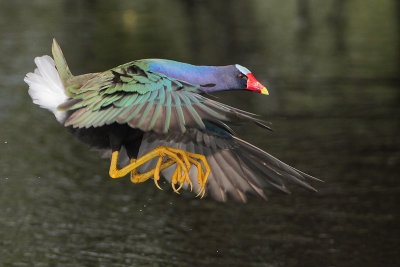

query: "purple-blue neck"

left=142, top=59, right=239, bottom=93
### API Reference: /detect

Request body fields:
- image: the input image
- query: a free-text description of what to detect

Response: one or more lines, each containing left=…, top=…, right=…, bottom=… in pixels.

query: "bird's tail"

left=24, top=38, right=96, bottom=123
left=24, top=52, right=69, bottom=123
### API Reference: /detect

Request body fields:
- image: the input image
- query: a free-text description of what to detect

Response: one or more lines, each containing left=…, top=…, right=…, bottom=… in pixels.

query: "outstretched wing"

left=135, top=122, right=320, bottom=202
left=60, top=61, right=270, bottom=134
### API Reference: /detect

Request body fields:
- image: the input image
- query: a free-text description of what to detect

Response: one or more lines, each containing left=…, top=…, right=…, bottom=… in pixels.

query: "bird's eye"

left=238, top=73, right=247, bottom=79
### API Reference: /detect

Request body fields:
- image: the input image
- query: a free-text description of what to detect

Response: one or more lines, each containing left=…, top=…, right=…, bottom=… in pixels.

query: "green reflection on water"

left=0, top=0, right=399, bottom=266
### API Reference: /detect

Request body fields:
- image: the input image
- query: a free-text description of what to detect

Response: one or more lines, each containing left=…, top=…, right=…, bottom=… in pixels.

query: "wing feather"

left=180, top=93, right=205, bottom=128
left=171, top=91, right=186, bottom=132
left=138, top=127, right=318, bottom=202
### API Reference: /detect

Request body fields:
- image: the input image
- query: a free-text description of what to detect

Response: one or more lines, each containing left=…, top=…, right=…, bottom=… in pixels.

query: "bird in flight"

left=24, top=39, right=320, bottom=202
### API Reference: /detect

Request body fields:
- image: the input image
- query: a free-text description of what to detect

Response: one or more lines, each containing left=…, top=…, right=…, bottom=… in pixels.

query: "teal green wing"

left=60, top=61, right=268, bottom=134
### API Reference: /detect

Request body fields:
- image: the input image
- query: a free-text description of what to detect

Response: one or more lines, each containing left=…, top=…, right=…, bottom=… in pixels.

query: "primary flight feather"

left=24, top=39, right=320, bottom=202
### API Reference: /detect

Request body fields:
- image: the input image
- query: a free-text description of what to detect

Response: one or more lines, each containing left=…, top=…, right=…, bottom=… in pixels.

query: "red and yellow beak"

left=246, top=73, right=269, bottom=95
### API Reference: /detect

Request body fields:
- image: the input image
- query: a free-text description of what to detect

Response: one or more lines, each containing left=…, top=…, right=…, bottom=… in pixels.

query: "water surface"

left=0, top=0, right=399, bottom=266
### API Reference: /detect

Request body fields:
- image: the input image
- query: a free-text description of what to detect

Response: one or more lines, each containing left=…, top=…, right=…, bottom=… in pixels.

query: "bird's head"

left=234, top=64, right=269, bottom=95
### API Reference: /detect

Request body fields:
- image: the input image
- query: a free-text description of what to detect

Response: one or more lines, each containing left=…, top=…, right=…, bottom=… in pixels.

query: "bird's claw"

left=150, top=147, right=210, bottom=197
left=187, top=152, right=210, bottom=198
left=112, top=146, right=210, bottom=197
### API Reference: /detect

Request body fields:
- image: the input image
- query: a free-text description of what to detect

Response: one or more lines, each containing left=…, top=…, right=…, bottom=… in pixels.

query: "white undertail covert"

left=24, top=55, right=68, bottom=123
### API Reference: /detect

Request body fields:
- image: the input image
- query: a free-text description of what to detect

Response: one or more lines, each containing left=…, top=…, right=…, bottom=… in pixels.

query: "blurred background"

left=0, top=0, right=399, bottom=266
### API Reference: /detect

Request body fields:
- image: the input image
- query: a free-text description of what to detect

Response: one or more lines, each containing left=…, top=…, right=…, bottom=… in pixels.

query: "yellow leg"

left=108, top=146, right=211, bottom=197
left=187, top=152, right=211, bottom=198
left=109, top=146, right=189, bottom=178
left=129, top=157, right=176, bottom=185
left=171, top=164, right=182, bottom=193
left=129, top=158, right=138, bottom=181
left=131, top=158, right=176, bottom=185
left=152, top=156, right=164, bottom=190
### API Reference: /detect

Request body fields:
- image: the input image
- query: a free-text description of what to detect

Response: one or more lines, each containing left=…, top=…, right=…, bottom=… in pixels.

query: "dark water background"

left=0, top=0, right=399, bottom=266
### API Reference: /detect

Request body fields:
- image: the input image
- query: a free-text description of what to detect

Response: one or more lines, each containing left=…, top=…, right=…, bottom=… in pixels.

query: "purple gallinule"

left=24, top=39, right=320, bottom=202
